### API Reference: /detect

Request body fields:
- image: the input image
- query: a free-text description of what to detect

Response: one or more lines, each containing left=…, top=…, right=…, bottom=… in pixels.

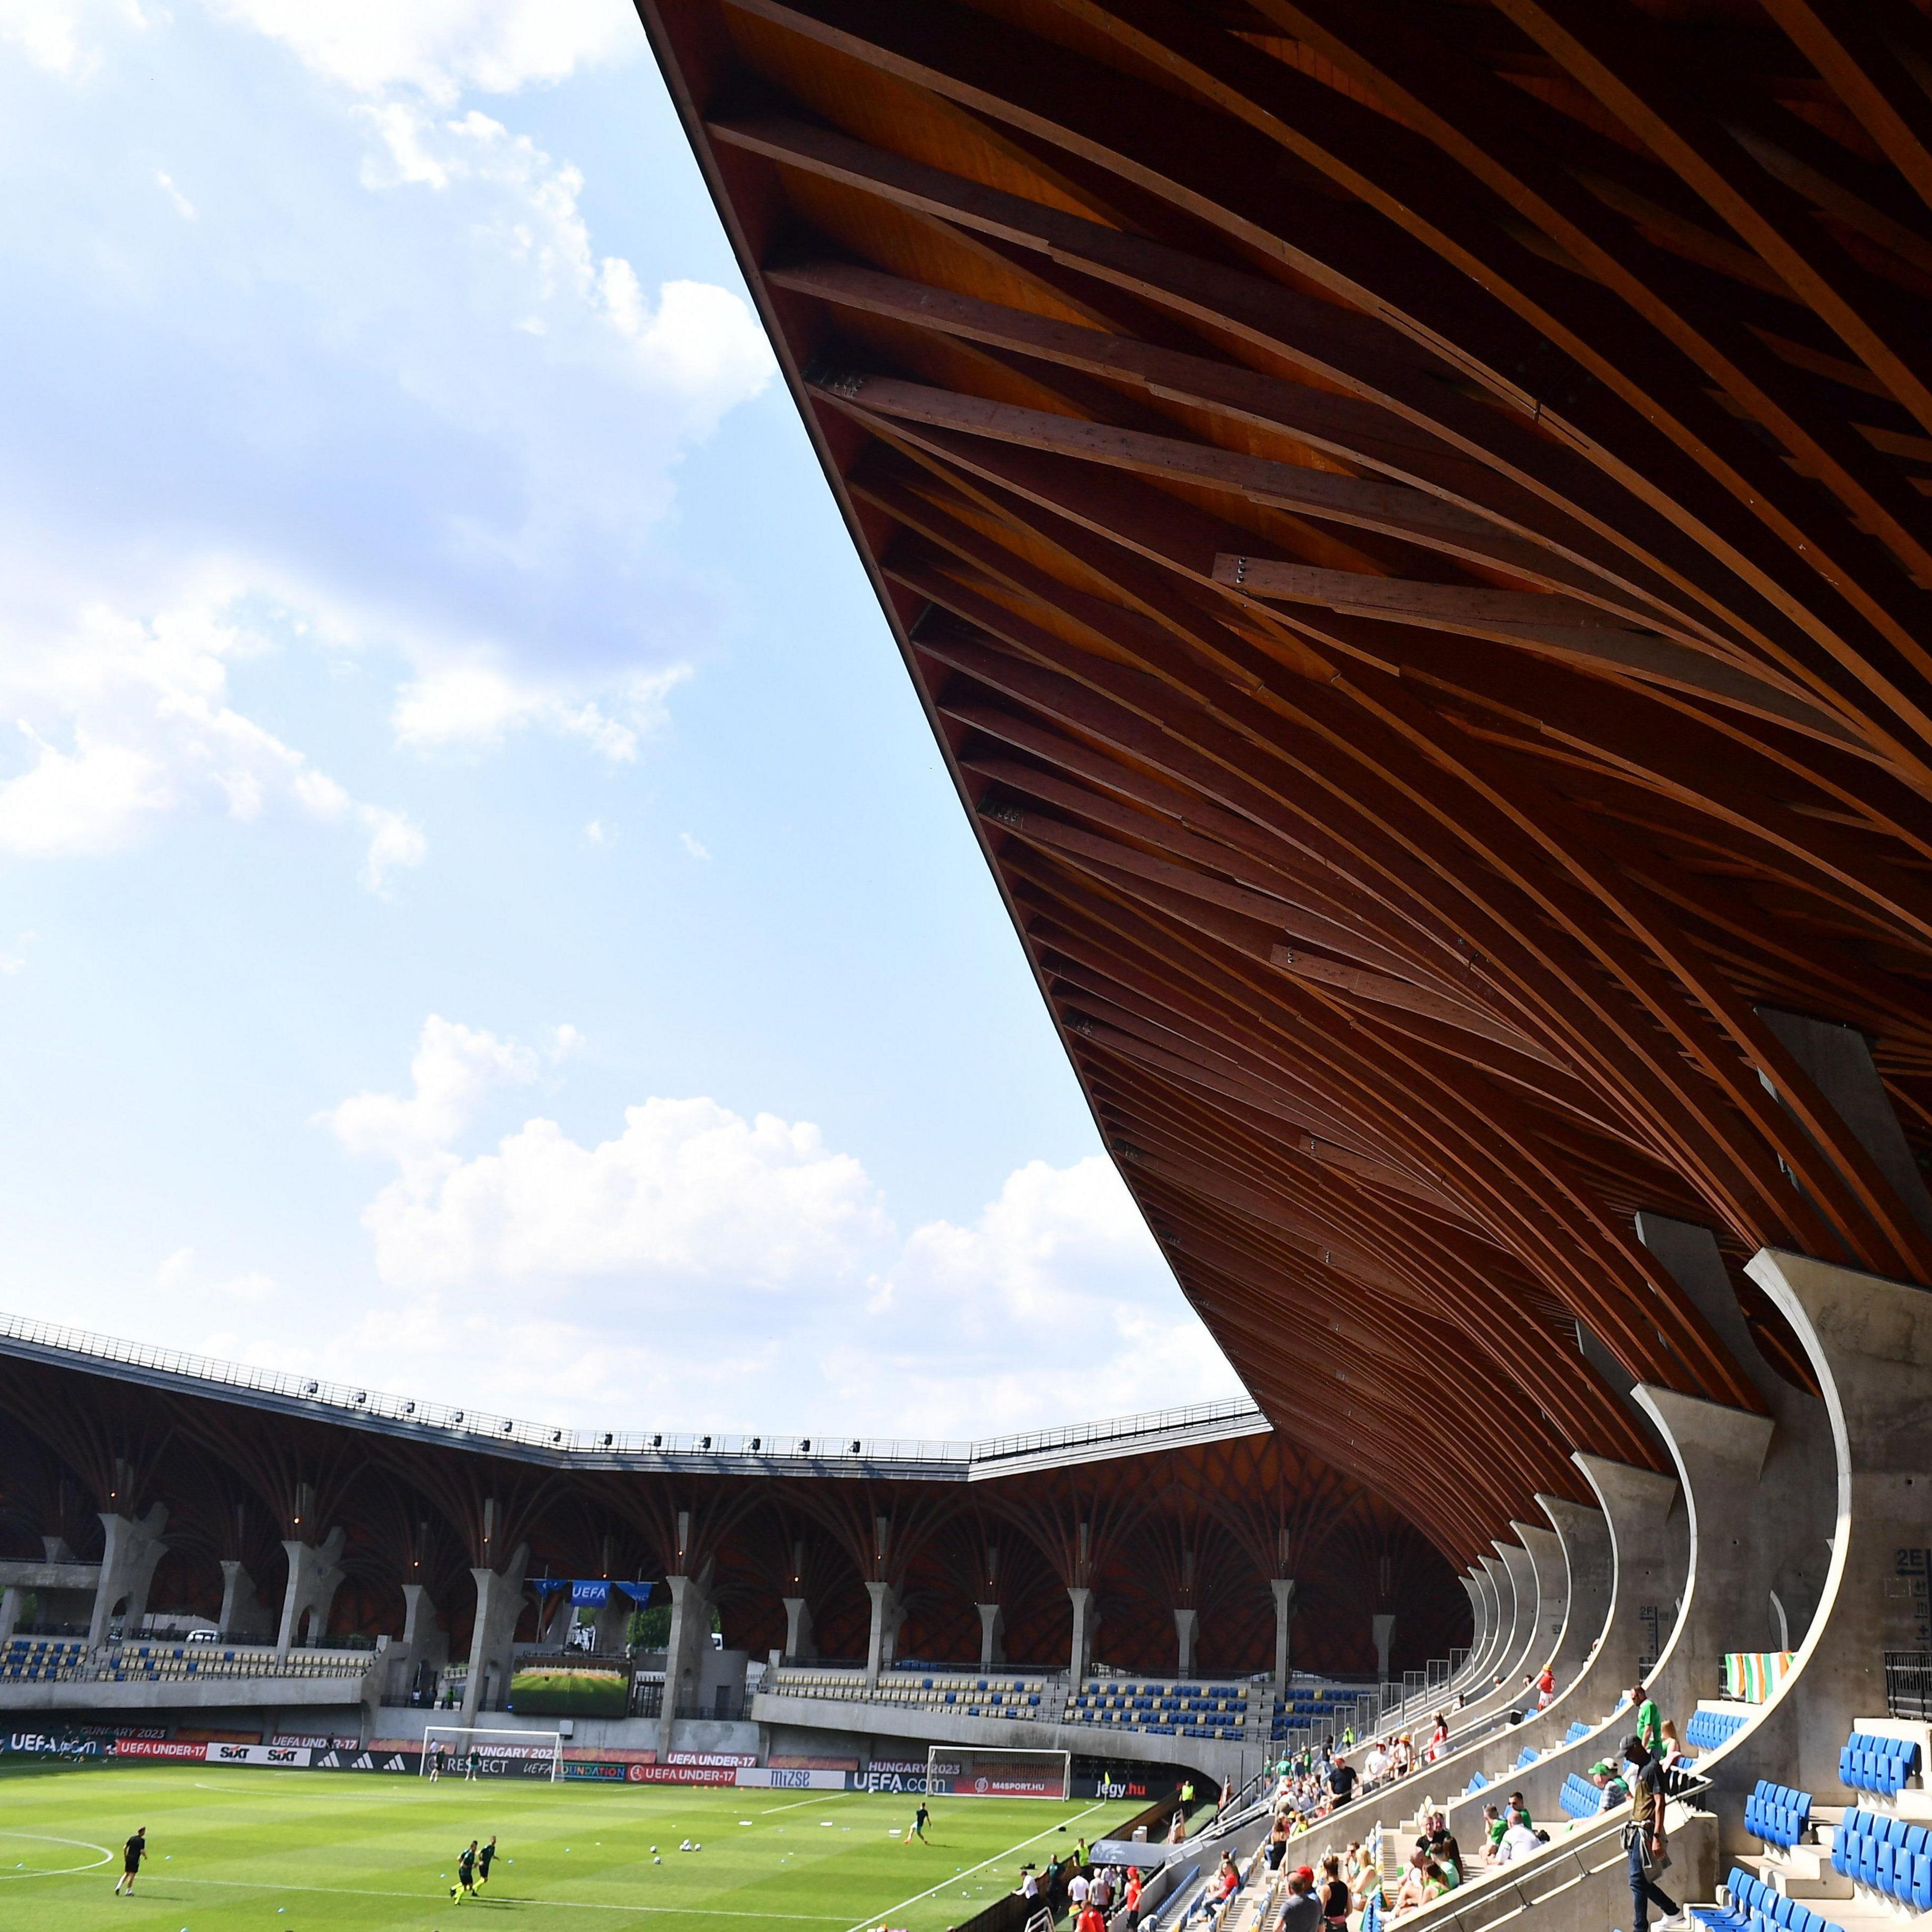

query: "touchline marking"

left=760, top=1794, right=850, bottom=1815
left=844, top=1799, right=1108, bottom=1932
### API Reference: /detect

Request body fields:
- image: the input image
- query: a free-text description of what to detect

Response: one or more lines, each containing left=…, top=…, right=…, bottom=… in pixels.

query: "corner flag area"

left=1, top=1762, right=1148, bottom=1930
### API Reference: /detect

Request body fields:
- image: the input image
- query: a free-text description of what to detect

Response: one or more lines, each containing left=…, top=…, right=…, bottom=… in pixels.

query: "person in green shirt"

left=1628, top=1683, right=1663, bottom=1757
left=1505, top=1790, right=1534, bottom=1832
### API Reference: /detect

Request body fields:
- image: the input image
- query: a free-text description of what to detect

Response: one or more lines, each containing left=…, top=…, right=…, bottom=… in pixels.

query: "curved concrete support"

left=89, top=1505, right=169, bottom=1647
left=277, top=1528, right=348, bottom=1658
left=1512, top=1520, right=1569, bottom=1688
left=461, top=1543, right=530, bottom=1724
left=657, top=1559, right=715, bottom=1755
left=1475, top=1555, right=1511, bottom=1685
left=1466, top=1564, right=1499, bottom=1681
left=1455, top=1573, right=1485, bottom=1687
left=1489, top=1539, right=1542, bottom=1688
left=1271, top=1578, right=1297, bottom=1690
left=1632, top=1385, right=1776, bottom=1729
left=1535, top=1496, right=1612, bottom=1690
left=1689, top=1248, right=1932, bottom=1812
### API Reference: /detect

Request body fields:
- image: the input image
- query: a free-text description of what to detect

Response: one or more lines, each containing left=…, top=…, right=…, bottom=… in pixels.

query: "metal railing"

left=0, top=1307, right=1265, bottom=1480
left=1886, top=1651, right=1932, bottom=1720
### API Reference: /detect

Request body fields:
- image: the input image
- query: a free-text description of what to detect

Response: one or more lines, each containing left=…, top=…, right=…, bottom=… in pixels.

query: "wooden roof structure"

left=637, top=0, right=1932, bottom=1568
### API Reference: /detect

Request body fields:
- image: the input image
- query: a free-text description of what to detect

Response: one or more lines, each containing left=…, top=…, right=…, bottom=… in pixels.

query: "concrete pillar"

left=1475, top=1556, right=1508, bottom=1680
left=1460, top=1569, right=1492, bottom=1682
left=976, top=1600, right=1005, bottom=1668
left=1513, top=1519, right=1569, bottom=1679
left=1575, top=1453, right=1685, bottom=1693
left=1271, top=1578, right=1297, bottom=1691
left=656, top=1563, right=714, bottom=1758
left=783, top=1594, right=815, bottom=1662
left=390, top=1582, right=448, bottom=1703
left=1372, top=1612, right=1395, bottom=1682
left=1068, top=1584, right=1097, bottom=1681
left=1175, top=1606, right=1198, bottom=1677
left=1638, top=1213, right=1835, bottom=1649
left=1738, top=1248, right=1932, bottom=1796
left=88, top=1504, right=169, bottom=1648
left=276, top=1527, right=348, bottom=1659
left=593, top=1593, right=631, bottom=1655
left=1631, top=1386, right=1776, bottom=1731
left=0, top=1587, right=21, bottom=1641
left=461, top=1545, right=530, bottom=1723
left=1535, top=1495, right=1613, bottom=1690
left=218, top=1561, right=274, bottom=1641
left=42, top=1537, right=73, bottom=1563
left=864, top=1579, right=902, bottom=1687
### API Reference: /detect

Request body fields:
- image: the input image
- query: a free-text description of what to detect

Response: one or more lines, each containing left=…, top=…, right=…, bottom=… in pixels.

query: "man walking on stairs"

left=1624, top=1735, right=1682, bottom=1930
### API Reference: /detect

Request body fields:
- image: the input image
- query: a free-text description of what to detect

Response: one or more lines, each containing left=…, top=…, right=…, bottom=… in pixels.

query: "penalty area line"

left=844, top=1798, right=1109, bottom=1932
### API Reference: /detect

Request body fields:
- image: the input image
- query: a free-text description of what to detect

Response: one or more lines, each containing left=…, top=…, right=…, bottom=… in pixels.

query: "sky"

left=0, top=0, right=1245, bottom=1439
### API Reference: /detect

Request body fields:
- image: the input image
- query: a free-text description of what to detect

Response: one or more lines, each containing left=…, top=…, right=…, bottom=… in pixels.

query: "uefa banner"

left=623, top=1762, right=738, bottom=1786
left=114, top=1739, right=211, bottom=1761
left=928, top=1760, right=1065, bottom=1799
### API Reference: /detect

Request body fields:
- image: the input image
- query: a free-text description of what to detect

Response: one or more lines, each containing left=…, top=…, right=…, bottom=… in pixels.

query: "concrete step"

left=1740, top=1851, right=1854, bottom=1900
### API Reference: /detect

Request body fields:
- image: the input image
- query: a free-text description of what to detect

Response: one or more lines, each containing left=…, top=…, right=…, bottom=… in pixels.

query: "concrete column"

left=1739, top=1248, right=1932, bottom=1796
left=1372, top=1612, right=1395, bottom=1682
left=1068, top=1584, right=1097, bottom=1681
left=1535, top=1496, right=1613, bottom=1690
left=88, top=1504, right=169, bottom=1648
left=593, top=1594, right=631, bottom=1655
left=0, top=1587, right=21, bottom=1641
left=1475, top=1556, right=1509, bottom=1681
left=461, top=1546, right=530, bottom=1723
left=1459, top=1569, right=1492, bottom=1682
left=42, top=1537, right=73, bottom=1563
left=1638, top=1213, right=1835, bottom=1649
left=656, top=1563, right=714, bottom=1757
left=1271, top=1578, right=1297, bottom=1691
left=976, top=1600, right=1004, bottom=1668
left=783, top=1594, right=816, bottom=1662
left=1511, top=1519, right=1569, bottom=1685
left=276, top=1527, right=348, bottom=1659
left=864, top=1579, right=902, bottom=1687
left=1175, top=1606, right=1198, bottom=1677
left=1575, top=1453, right=1685, bottom=1694
left=390, top=1582, right=448, bottom=1703
left=217, top=1561, right=274, bottom=1641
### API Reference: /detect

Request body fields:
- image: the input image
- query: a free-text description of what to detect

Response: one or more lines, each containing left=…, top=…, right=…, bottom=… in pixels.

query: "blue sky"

left=0, top=0, right=1242, bottom=1436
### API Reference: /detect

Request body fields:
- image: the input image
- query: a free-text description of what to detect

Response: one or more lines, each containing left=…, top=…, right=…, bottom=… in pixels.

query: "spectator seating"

left=1841, top=1731, right=1921, bottom=1796
left=765, top=1666, right=1050, bottom=1722
left=1066, top=1680, right=1251, bottom=1742
left=1745, top=1780, right=1812, bottom=1848
left=1270, top=1683, right=1356, bottom=1741
left=1560, top=1772, right=1613, bottom=1820
left=1515, top=1745, right=1540, bottom=1769
left=1687, top=1707, right=1749, bottom=1753
left=1362, top=1889, right=1384, bottom=1932
left=1562, top=1720, right=1590, bottom=1745
left=0, top=1635, right=371, bottom=1684
left=1694, top=1867, right=1847, bottom=1932
left=1464, top=1770, right=1487, bottom=1794
left=1829, top=1808, right=1932, bottom=1906
left=0, top=1636, right=87, bottom=1681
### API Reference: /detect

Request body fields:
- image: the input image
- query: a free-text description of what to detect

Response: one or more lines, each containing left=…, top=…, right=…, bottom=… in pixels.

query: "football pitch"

left=0, top=1762, right=1145, bottom=1930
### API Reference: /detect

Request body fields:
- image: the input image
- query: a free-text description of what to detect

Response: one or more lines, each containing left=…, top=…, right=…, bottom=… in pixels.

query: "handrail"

left=0, top=1307, right=1265, bottom=1478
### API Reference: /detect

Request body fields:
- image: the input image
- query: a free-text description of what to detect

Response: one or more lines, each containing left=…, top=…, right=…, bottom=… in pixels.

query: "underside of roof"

left=637, top=0, right=1932, bottom=1565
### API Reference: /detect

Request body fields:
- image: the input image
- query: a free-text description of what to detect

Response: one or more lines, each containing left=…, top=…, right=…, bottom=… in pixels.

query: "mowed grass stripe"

left=0, top=1762, right=1143, bottom=1930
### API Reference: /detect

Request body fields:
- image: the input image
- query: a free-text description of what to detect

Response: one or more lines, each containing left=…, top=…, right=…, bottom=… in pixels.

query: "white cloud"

left=679, top=831, right=709, bottom=861
left=319, top=1013, right=541, bottom=1162
left=304, top=1017, right=1246, bottom=1434
left=154, top=170, right=195, bottom=219
left=0, top=594, right=424, bottom=888
left=153, top=1245, right=276, bottom=1305
left=210, top=0, right=638, bottom=104
left=0, top=0, right=143, bottom=78
left=583, top=818, right=613, bottom=846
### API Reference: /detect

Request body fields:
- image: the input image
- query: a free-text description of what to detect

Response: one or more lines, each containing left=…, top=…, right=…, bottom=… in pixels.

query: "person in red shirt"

left=1077, top=1900, right=1106, bottom=1932
left=1124, top=1869, right=1144, bottom=1927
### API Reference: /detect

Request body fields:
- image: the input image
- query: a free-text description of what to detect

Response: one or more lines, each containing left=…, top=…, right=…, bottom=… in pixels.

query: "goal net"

left=926, top=1745, right=1072, bottom=1800
left=420, top=1726, right=563, bottom=1782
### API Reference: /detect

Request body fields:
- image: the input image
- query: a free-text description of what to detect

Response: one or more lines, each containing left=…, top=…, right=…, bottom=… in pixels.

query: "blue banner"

left=572, top=1580, right=610, bottom=1607
left=532, top=1578, right=656, bottom=1605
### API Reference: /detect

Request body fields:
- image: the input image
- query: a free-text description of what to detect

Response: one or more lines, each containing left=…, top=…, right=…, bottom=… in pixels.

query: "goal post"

left=420, top=1726, right=563, bottom=1782
left=926, top=1744, right=1072, bottom=1800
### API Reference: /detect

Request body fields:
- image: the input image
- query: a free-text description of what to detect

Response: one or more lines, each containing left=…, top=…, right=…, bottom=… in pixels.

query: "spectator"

left=1068, top=1865, right=1091, bottom=1913
left=1365, top=1740, right=1391, bottom=1785
left=1624, top=1733, right=1678, bottom=1930
left=1506, top=1790, right=1535, bottom=1832
left=1630, top=1684, right=1663, bottom=1758
left=1427, top=1714, right=1451, bottom=1761
left=1319, top=1853, right=1350, bottom=1928
left=1328, top=1754, right=1358, bottom=1807
left=1394, top=1848, right=1433, bottom=1913
left=1077, top=1897, right=1106, bottom=1932
left=1125, top=1868, right=1143, bottom=1928
left=1481, top=1803, right=1506, bottom=1862
left=1537, top=1663, right=1556, bottom=1708
left=1590, top=1760, right=1631, bottom=1806
left=1279, top=1866, right=1323, bottom=1932
left=1214, top=1852, right=1242, bottom=1904
left=1017, top=1864, right=1041, bottom=1902
left=1495, top=1807, right=1542, bottom=1866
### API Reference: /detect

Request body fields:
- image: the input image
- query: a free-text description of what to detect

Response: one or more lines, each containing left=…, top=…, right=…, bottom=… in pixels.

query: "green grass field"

left=0, top=1762, right=1141, bottom=1930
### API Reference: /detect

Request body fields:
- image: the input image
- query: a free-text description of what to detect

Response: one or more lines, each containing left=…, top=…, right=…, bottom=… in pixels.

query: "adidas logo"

left=383, top=1754, right=405, bottom=1772
left=353, top=1753, right=374, bottom=1770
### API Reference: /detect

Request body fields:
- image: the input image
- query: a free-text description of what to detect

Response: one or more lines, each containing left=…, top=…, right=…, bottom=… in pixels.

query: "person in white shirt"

left=1365, top=1743, right=1391, bottom=1784
left=1496, top=1811, right=1542, bottom=1866
left=1068, top=1870, right=1091, bottom=1910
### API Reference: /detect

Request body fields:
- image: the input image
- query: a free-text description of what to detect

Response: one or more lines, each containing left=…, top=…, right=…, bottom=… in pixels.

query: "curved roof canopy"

left=639, top=0, right=1932, bottom=1562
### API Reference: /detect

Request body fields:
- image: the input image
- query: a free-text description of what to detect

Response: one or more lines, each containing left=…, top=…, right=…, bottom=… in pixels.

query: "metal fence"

left=1886, top=1651, right=1932, bottom=1720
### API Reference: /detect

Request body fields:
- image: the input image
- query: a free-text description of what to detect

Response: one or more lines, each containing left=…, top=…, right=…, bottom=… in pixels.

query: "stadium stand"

left=766, top=1666, right=1051, bottom=1721
left=1559, top=1771, right=1612, bottom=1820
left=0, top=1635, right=371, bottom=1684
left=1066, top=1679, right=1253, bottom=1742
left=1695, top=1867, right=1849, bottom=1932
left=1686, top=1706, right=1749, bottom=1753
left=1841, top=1730, right=1921, bottom=1796
left=1745, top=1780, right=1812, bottom=1848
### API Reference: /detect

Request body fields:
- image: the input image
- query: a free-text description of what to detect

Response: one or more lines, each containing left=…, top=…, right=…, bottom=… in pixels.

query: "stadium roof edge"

left=0, top=1308, right=1267, bottom=1482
